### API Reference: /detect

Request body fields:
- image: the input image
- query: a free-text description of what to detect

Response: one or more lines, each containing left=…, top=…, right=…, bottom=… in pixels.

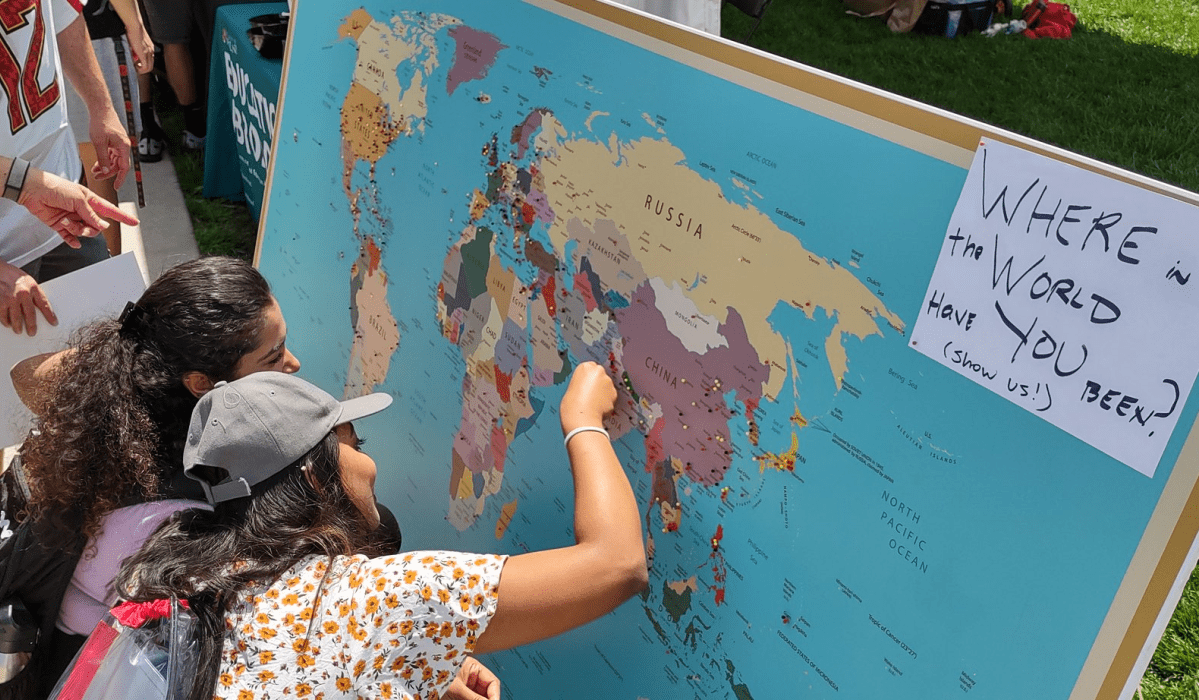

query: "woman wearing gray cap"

left=114, top=362, right=647, bottom=700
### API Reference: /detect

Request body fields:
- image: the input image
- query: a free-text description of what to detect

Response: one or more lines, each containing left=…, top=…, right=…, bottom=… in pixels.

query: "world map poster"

left=256, top=1, right=1199, bottom=697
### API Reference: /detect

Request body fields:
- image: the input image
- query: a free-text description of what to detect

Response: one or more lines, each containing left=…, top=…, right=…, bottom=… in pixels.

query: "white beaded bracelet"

left=563, top=425, right=610, bottom=448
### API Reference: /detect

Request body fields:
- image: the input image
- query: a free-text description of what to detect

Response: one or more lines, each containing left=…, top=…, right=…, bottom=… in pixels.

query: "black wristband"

left=4, top=157, right=30, bottom=202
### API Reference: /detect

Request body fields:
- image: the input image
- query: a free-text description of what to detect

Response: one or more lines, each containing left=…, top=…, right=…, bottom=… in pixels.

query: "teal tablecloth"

left=202, top=1, right=287, bottom=220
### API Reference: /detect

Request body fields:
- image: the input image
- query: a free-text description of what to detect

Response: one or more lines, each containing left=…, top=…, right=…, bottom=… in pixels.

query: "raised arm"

left=472, top=361, right=648, bottom=655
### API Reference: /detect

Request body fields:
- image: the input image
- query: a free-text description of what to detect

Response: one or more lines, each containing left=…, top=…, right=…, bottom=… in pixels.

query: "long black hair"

left=115, top=431, right=390, bottom=700
left=21, top=256, right=275, bottom=540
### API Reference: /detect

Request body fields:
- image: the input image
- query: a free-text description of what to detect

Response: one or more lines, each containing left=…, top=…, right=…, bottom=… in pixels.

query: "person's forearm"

left=56, top=16, right=116, bottom=116
left=566, top=431, right=643, bottom=558
left=107, top=0, right=143, bottom=29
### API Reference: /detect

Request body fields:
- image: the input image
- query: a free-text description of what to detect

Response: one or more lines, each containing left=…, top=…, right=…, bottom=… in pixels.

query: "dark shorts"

left=19, top=235, right=110, bottom=283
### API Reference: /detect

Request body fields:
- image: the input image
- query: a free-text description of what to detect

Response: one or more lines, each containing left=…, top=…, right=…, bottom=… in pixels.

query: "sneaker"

left=182, top=129, right=205, bottom=152
left=139, top=132, right=164, bottom=162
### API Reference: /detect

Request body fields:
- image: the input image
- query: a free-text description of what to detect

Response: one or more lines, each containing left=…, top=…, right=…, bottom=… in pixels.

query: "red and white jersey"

left=0, top=0, right=84, bottom=267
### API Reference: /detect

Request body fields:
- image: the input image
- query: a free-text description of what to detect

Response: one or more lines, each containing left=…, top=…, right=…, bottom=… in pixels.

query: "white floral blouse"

left=213, top=551, right=506, bottom=699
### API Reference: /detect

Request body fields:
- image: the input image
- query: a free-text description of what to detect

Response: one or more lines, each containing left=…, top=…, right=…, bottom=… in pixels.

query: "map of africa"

left=257, top=2, right=1199, bottom=697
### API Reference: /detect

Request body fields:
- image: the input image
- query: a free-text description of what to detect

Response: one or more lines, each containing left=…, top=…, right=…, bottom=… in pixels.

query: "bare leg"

left=162, top=42, right=196, bottom=106
left=77, top=141, right=122, bottom=255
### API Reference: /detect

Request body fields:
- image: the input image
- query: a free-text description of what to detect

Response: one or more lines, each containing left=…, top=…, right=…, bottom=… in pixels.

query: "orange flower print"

left=292, top=638, right=309, bottom=653
left=468, top=575, right=480, bottom=588
left=257, top=670, right=275, bottom=682
left=424, top=624, right=439, bottom=638
left=338, top=602, right=351, bottom=616
left=400, top=667, right=414, bottom=680
left=296, top=653, right=315, bottom=669
left=437, top=589, right=451, bottom=604
left=335, top=676, right=352, bottom=691
left=422, top=666, right=434, bottom=680
left=404, top=570, right=417, bottom=585
left=380, top=681, right=393, bottom=698
left=282, top=593, right=299, bottom=606
left=258, top=650, right=274, bottom=664
left=374, top=655, right=386, bottom=671
left=459, top=595, right=471, bottom=612
left=391, top=656, right=408, bottom=673
left=375, top=577, right=387, bottom=591
left=255, top=613, right=270, bottom=625
left=421, top=555, right=435, bottom=565
left=287, top=576, right=301, bottom=587
left=354, top=659, right=366, bottom=677
left=437, top=669, right=451, bottom=684
left=430, top=563, right=443, bottom=574
left=467, top=620, right=480, bottom=632
left=283, top=613, right=296, bottom=626
left=303, top=583, right=315, bottom=593
left=352, top=626, right=368, bottom=641
left=295, top=682, right=313, bottom=697
left=292, top=623, right=306, bottom=636
left=238, top=690, right=254, bottom=700
left=473, top=593, right=485, bottom=607
left=445, top=649, right=459, bottom=660
left=399, top=620, right=414, bottom=635
left=265, top=589, right=279, bottom=599
left=323, top=620, right=339, bottom=634
left=402, top=553, right=414, bottom=563
left=219, top=673, right=233, bottom=687
left=420, top=586, right=433, bottom=601
left=453, top=568, right=465, bottom=579
left=299, top=608, right=313, bottom=620
left=440, top=621, right=453, bottom=638
left=349, top=574, right=363, bottom=588
left=365, top=597, right=379, bottom=615
left=386, top=621, right=400, bottom=635
left=385, top=593, right=400, bottom=609
left=257, top=626, right=277, bottom=640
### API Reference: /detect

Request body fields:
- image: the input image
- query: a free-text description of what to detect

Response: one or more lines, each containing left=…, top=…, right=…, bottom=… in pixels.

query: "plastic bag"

left=46, top=598, right=199, bottom=700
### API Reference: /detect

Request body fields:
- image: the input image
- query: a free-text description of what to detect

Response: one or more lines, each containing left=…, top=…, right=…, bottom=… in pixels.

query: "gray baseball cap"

left=184, top=372, right=393, bottom=504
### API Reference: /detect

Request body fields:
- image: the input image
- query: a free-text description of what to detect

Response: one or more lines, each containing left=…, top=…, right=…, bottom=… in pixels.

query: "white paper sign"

left=1, top=253, right=146, bottom=447
left=911, top=140, right=1199, bottom=477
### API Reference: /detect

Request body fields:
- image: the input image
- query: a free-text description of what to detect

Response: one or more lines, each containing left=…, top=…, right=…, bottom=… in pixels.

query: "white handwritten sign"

left=911, top=139, right=1199, bottom=477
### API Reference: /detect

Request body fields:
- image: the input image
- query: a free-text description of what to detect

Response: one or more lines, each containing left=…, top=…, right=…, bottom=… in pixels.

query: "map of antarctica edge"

left=256, top=2, right=1197, bottom=697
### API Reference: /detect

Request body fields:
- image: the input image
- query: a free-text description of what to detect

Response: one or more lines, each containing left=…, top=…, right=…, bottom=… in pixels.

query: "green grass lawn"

left=177, top=3, right=1199, bottom=694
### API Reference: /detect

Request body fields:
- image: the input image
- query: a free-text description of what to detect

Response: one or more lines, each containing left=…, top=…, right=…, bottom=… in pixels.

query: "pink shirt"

left=56, top=499, right=209, bottom=635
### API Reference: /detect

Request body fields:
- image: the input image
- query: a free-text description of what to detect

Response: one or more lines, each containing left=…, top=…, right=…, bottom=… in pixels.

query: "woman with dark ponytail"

left=17, top=255, right=290, bottom=536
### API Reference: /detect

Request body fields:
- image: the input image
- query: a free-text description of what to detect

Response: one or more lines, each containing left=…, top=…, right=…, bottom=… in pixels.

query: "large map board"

left=255, top=1, right=1199, bottom=697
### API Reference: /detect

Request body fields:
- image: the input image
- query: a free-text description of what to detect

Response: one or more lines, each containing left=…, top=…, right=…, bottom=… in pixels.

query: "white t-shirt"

left=610, top=0, right=721, bottom=35
left=216, top=551, right=506, bottom=699
left=0, top=0, right=85, bottom=268
left=57, top=499, right=209, bottom=635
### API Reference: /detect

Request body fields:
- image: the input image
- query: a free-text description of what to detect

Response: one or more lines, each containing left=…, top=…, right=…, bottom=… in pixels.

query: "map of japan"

left=258, top=2, right=1192, bottom=697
